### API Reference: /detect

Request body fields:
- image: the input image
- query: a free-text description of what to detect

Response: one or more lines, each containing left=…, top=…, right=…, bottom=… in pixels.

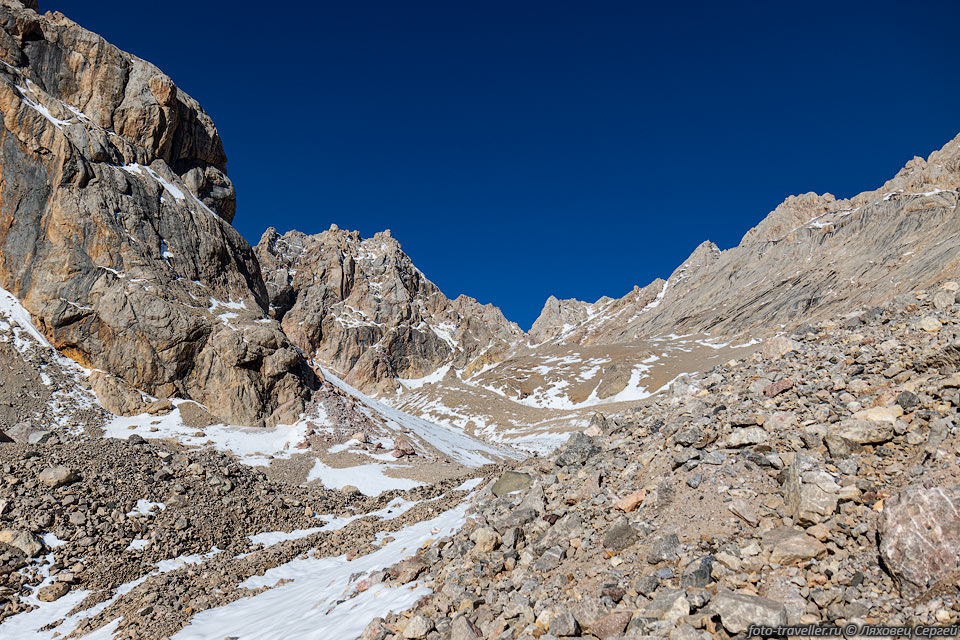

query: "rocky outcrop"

left=255, top=226, right=523, bottom=393
left=0, top=0, right=315, bottom=425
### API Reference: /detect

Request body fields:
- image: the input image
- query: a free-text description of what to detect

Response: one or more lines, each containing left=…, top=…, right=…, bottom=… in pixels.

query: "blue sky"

left=52, top=1, right=960, bottom=329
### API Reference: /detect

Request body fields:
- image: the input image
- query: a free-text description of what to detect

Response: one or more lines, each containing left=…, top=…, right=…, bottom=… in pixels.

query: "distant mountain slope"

left=263, top=133, right=959, bottom=446
left=534, top=133, right=960, bottom=346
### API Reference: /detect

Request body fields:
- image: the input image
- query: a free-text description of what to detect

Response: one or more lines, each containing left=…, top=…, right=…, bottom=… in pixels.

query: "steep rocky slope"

left=359, top=282, right=960, bottom=640
left=0, top=0, right=315, bottom=426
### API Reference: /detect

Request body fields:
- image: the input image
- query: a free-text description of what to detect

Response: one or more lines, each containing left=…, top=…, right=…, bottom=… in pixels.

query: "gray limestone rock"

left=782, top=454, right=839, bottom=525
left=709, top=589, right=787, bottom=634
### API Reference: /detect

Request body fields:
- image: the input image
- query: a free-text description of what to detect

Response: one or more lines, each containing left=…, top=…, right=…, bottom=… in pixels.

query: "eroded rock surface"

left=0, top=0, right=315, bottom=425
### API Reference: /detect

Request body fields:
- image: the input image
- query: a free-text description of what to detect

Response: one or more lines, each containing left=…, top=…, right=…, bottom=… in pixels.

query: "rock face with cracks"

left=0, top=0, right=316, bottom=425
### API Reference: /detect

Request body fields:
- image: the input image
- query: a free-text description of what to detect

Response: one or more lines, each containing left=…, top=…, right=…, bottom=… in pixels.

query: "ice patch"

left=322, top=368, right=517, bottom=466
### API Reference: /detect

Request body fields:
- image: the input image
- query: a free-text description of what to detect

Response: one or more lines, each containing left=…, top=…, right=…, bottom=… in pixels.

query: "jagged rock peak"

left=255, top=226, right=524, bottom=393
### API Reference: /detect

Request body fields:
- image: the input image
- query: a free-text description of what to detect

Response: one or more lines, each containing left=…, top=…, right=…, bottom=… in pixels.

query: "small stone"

left=402, top=615, right=433, bottom=639
left=642, top=589, right=690, bottom=623
left=603, top=517, right=640, bottom=551
left=727, top=498, right=759, bottom=526
left=721, top=426, right=768, bottom=447
left=615, top=489, right=647, bottom=512
left=647, top=533, right=681, bottom=564
left=918, top=316, right=942, bottom=332
left=534, top=545, right=566, bottom=571
left=38, top=466, right=79, bottom=489
left=549, top=611, right=579, bottom=637
left=896, top=390, right=920, bottom=411
left=491, top=471, right=532, bottom=497
left=681, top=555, right=715, bottom=588
left=763, top=379, right=795, bottom=398
left=37, top=582, right=70, bottom=602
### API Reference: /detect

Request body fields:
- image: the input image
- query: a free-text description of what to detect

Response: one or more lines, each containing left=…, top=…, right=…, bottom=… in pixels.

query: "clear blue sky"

left=51, top=1, right=960, bottom=330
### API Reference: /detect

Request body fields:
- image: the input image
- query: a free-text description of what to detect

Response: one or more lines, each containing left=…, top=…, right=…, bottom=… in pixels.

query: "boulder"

left=879, top=486, right=960, bottom=597
left=89, top=371, right=147, bottom=416
left=556, top=432, right=602, bottom=466
left=709, top=589, right=787, bottom=634
left=764, top=527, right=827, bottom=565
left=469, top=527, right=500, bottom=553
left=834, top=418, right=893, bottom=444
left=402, top=615, right=433, bottom=639
left=591, top=611, right=632, bottom=639
left=641, top=589, right=690, bottom=623
left=491, top=471, right=532, bottom=497
left=782, top=454, right=839, bottom=525
left=450, top=616, right=482, bottom=640
left=5, top=421, right=52, bottom=444
left=38, top=465, right=79, bottom=488
left=0, top=528, right=42, bottom=556
left=549, top=611, right=579, bottom=637
left=37, top=582, right=70, bottom=602
left=762, top=335, right=800, bottom=360
left=179, top=401, right=218, bottom=428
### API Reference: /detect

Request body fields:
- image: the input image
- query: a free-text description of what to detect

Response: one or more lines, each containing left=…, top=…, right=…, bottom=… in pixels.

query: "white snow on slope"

left=1, top=544, right=218, bottom=640
left=322, top=367, right=519, bottom=466
left=397, top=364, right=451, bottom=390
left=102, top=401, right=315, bottom=467
left=0, top=286, right=53, bottom=350
left=306, top=460, right=424, bottom=496
left=16, top=80, right=72, bottom=129
left=248, top=497, right=421, bottom=548
left=173, top=500, right=472, bottom=640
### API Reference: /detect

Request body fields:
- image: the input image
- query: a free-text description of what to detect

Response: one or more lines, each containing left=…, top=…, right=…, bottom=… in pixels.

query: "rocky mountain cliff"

left=255, top=226, right=524, bottom=394
left=0, top=0, right=316, bottom=426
